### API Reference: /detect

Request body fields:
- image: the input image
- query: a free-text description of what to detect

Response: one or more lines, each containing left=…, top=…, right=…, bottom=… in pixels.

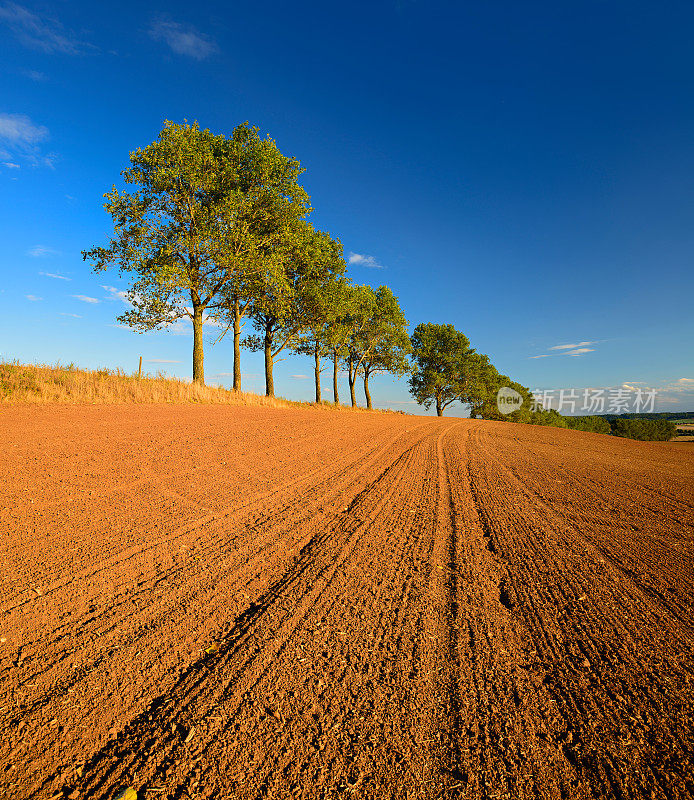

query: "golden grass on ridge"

left=0, top=360, right=339, bottom=409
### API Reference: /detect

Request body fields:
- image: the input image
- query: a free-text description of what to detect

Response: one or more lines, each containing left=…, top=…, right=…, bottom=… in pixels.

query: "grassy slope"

left=0, top=360, right=369, bottom=410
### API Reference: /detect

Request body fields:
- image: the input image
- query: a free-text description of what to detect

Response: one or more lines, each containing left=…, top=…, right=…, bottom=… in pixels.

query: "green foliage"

left=83, top=120, right=310, bottom=383
left=408, top=323, right=471, bottom=415
left=565, top=415, right=612, bottom=434
left=610, top=418, right=676, bottom=441
left=346, top=286, right=410, bottom=406
left=528, top=408, right=568, bottom=428
left=357, top=286, right=411, bottom=376
left=243, top=223, right=347, bottom=395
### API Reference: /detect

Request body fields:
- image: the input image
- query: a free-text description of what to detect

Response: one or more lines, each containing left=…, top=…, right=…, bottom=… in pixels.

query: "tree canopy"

left=83, top=120, right=309, bottom=384
left=408, top=323, right=473, bottom=416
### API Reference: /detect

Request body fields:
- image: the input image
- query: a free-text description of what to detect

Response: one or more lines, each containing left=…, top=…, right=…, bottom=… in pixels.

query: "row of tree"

left=408, top=323, right=536, bottom=418
left=84, top=121, right=411, bottom=407
left=85, top=121, right=663, bottom=432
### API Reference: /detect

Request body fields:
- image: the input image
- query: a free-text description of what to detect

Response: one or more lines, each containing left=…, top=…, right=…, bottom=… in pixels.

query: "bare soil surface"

left=1, top=405, right=693, bottom=800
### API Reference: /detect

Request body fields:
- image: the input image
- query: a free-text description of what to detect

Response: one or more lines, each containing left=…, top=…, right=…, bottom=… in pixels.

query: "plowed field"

left=1, top=405, right=693, bottom=800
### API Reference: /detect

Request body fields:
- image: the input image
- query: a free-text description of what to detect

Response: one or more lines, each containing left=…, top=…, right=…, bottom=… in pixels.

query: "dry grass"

left=0, top=360, right=351, bottom=410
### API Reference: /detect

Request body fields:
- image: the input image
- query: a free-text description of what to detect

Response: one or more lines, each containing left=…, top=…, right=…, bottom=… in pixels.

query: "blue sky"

left=1, top=0, right=692, bottom=414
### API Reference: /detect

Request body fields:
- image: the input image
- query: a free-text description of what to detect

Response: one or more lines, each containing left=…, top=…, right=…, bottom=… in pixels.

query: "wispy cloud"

left=2, top=161, right=20, bottom=169
left=149, top=18, right=218, bottom=60
left=548, top=341, right=596, bottom=351
left=0, top=3, right=92, bottom=54
left=165, top=315, right=223, bottom=335
left=565, top=348, right=595, bottom=357
left=39, top=270, right=70, bottom=280
left=60, top=312, right=81, bottom=318
left=291, top=374, right=309, bottom=379
left=102, top=284, right=129, bottom=302
left=71, top=294, right=99, bottom=304
left=27, top=245, right=58, bottom=257
left=531, top=340, right=598, bottom=359
left=25, top=293, right=42, bottom=301
left=22, top=68, right=46, bottom=81
left=0, top=113, right=53, bottom=167
left=348, top=251, right=386, bottom=269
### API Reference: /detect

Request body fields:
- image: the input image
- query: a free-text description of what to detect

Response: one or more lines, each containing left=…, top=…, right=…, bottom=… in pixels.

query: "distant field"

left=2, top=405, right=693, bottom=799
left=673, top=423, right=694, bottom=441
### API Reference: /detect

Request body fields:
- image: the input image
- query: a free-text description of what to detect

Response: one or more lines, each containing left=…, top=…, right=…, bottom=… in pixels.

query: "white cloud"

left=548, top=341, right=596, bottom=351
left=348, top=251, right=386, bottom=269
left=59, top=312, right=81, bottom=318
left=27, top=245, right=58, bottom=257
left=71, top=294, right=99, bottom=303
left=0, top=3, right=90, bottom=54
left=0, top=113, right=53, bottom=167
left=102, top=284, right=129, bottom=302
left=291, top=374, right=309, bottom=379
left=565, top=348, right=595, bottom=357
left=145, top=359, right=181, bottom=363
left=39, top=270, right=70, bottom=280
left=163, top=315, right=223, bottom=335
left=531, top=340, right=598, bottom=358
left=22, top=68, right=46, bottom=81
left=25, top=293, right=42, bottom=301
left=2, top=161, right=20, bottom=168
left=149, top=19, right=218, bottom=60
left=0, top=114, right=48, bottom=145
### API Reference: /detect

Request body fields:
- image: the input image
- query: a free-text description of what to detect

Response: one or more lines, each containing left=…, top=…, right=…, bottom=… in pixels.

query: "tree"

left=244, top=223, right=344, bottom=397
left=83, top=120, right=309, bottom=385
left=291, top=242, right=348, bottom=403
left=360, top=304, right=411, bottom=410
left=344, top=286, right=408, bottom=408
left=210, top=124, right=311, bottom=390
left=341, top=285, right=377, bottom=407
left=565, top=415, right=612, bottom=434
left=611, top=418, right=675, bottom=440
left=321, top=281, right=357, bottom=404
left=408, top=323, right=471, bottom=416
left=293, top=268, right=348, bottom=403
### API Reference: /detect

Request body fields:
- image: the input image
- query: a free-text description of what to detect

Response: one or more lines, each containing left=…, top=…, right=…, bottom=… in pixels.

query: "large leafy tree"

left=321, top=280, right=357, bottom=404
left=210, top=125, right=311, bottom=390
left=83, top=120, right=309, bottom=385
left=292, top=258, right=349, bottom=404
left=359, top=295, right=411, bottom=410
left=408, top=323, right=471, bottom=416
left=244, top=223, right=344, bottom=397
left=344, top=286, right=408, bottom=408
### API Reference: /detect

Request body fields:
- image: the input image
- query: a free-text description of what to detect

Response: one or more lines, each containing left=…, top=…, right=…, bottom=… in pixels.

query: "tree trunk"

left=264, top=326, right=274, bottom=397
left=436, top=395, right=443, bottom=416
left=314, top=343, right=321, bottom=404
left=364, top=371, right=372, bottom=410
left=332, top=349, right=339, bottom=405
left=192, top=302, right=205, bottom=385
left=233, top=296, right=241, bottom=391
left=348, top=355, right=357, bottom=407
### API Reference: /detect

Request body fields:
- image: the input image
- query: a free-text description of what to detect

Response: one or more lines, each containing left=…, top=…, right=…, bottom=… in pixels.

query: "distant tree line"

left=609, top=418, right=676, bottom=441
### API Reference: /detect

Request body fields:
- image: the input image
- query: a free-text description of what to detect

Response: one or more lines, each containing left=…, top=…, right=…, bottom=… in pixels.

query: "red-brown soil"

left=1, top=405, right=693, bottom=800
